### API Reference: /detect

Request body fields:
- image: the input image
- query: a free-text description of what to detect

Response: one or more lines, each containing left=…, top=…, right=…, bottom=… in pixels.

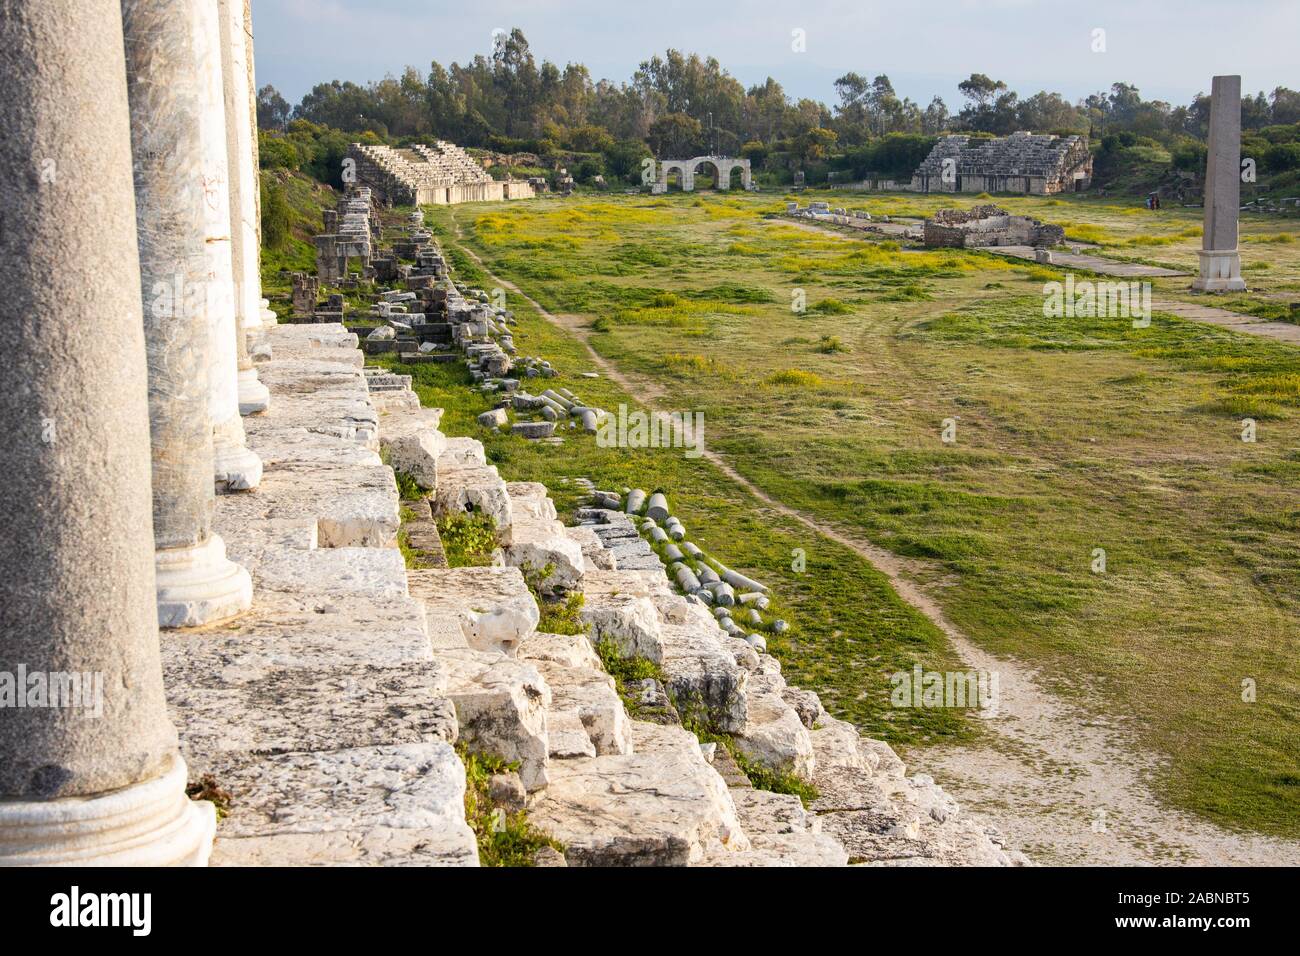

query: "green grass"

left=420, top=188, right=1300, bottom=837
left=436, top=512, right=498, bottom=567
left=459, top=746, right=564, bottom=866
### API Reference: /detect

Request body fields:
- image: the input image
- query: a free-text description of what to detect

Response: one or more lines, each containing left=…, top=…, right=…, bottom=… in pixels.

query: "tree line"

left=256, top=28, right=1300, bottom=188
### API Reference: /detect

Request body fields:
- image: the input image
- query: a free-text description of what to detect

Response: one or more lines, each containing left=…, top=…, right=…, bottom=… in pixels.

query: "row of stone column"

left=0, top=0, right=272, bottom=865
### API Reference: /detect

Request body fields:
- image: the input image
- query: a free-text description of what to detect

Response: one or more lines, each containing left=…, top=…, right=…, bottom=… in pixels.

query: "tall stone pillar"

left=1193, top=75, right=1247, bottom=292
left=246, top=0, right=279, bottom=328
left=0, top=0, right=214, bottom=864
left=197, top=0, right=263, bottom=490
left=218, top=0, right=270, bottom=414
left=124, top=0, right=253, bottom=627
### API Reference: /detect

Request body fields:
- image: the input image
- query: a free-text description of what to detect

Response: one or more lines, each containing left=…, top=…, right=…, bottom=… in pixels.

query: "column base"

left=213, top=414, right=262, bottom=493
left=238, top=367, right=270, bottom=415
left=156, top=533, right=252, bottom=628
left=0, top=755, right=215, bottom=866
left=260, top=298, right=278, bottom=326
left=1192, top=249, right=1247, bottom=292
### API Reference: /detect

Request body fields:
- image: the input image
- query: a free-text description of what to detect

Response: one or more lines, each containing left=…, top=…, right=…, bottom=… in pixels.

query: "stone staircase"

left=161, top=319, right=1026, bottom=867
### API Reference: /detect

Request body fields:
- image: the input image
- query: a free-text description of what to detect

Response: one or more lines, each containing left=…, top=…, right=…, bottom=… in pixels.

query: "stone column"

left=124, top=0, right=253, bottom=627
left=197, top=0, right=263, bottom=489
left=1193, top=74, right=1247, bottom=292
left=218, top=0, right=270, bottom=414
left=0, top=0, right=214, bottom=864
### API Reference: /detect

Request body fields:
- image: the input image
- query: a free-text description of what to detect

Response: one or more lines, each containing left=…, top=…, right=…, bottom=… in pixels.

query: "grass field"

left=413, top=188, right=1300, bottom=837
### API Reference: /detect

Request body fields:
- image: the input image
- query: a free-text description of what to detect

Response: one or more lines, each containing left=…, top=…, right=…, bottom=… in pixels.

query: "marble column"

left=219, top=0, right=270, bottom=414
left=197, top=0, right=263, bottom=490
left=0, top=0, right=214, bottom=864
left=124, top=0, right=253, bottom=627
left=245, top=0, right=279, bottom=328
left=1193, top=75, right=1248, bottom=292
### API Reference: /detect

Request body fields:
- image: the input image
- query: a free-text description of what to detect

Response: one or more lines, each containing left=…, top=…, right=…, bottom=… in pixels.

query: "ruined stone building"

left=349, top=142, right=535, bottom=206
left=922, top=204, right=1066, bottom=248
left=911, top=131, right=1093, bottom=194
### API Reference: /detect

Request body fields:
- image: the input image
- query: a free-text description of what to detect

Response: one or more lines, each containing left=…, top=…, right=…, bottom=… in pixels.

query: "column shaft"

left=124, top=0, right=252, bottom=626
left=0, top=0, right=214, bottom=865
left=197, top=0, right=262, bottom=490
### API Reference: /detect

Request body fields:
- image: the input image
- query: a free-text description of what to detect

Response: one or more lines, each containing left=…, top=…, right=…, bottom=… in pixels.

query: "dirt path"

left=448, top=213, right=1300, bottom=866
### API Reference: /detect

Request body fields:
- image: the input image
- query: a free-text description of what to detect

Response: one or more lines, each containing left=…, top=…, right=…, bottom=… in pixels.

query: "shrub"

left=437, top=512, right=498, bottom=567
left=260, top=179, right=292, bottom=250
left=764, top=369, right=824, bottom=388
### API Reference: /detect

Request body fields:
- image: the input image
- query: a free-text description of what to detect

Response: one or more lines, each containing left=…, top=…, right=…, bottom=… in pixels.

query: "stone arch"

left=659, top=161, right=688, bottom=191
left=692, top=159, right=722, bottom=189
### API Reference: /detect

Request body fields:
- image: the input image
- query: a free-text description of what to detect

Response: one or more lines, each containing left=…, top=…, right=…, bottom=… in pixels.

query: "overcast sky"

left=252, top=0, right=1297, bottom=111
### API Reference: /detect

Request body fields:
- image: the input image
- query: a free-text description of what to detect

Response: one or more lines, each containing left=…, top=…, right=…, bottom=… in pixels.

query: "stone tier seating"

left=161, top=323, right=1024, bottom=867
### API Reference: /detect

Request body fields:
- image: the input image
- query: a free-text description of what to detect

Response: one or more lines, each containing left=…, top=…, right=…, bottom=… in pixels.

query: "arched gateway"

left=653, top=155, right=751, bottom=192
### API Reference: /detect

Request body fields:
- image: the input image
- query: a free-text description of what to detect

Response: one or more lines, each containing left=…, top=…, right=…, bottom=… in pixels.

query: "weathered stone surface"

left=505, top=482, right=557, bottom=521
left=161, top=594, right=434, bottom=678
left=432, top=462, right=513, bottom=532
left=731, top=692, right=814, bottom=778
left=518, top=631, right=603, bottom=670
left=212, top=460, right=400, bottom=548
left=212, top=823, right=477, bottom=867
left=254, top=547, right=409, bottom=600
left=441, top=648, right=550, bottom=792
left=578, top=570, right=664, bottom=661
left=531, top=659, right=632, bottom=756
left=530, top=721, right=748, bottom=866
left=548, top=709, right=597, bottom=759
left=502, top=511, right=585, bottom=596
left=380, top=407, right=446, bottom=491
left=408, top=566, right=538, bottom=655
left=169, top=663, right=456, bottom=772
left=659, top=623, right=748, bottom=733
left=565, top=526, right=617, bottom=571
left=213, top=743, right=471, bottom=839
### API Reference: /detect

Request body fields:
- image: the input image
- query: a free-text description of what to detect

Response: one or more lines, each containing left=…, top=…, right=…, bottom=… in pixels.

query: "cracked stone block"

left=659, top=622, right=748, bottom=733
left=441, top=647, right=550, bottom=792
left=169, top=663, right=456, bottom=773
left=380, top=407, right=447, bottom=491
left=548, top=709, right=597, bottom=759
left=209, top=743, right=475, bottom=866
left=730, top=691, right=815, bottom=779
left=431, top=462, right=513, bottom=533
left=578, top=570, right=665, bottom=662
left=565, top=526, right=616, bottom=571
left=531, top=659, right=631, bottom=756
left=409, top=566, right=539, bottom=655
left=501, top=510, right=585, bottom=596
left=518, top=631, right=603, bottom=671
left=529, top=721, right=749, bottom=866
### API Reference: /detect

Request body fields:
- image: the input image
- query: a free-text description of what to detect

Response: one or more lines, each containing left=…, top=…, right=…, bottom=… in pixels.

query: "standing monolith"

left=1193, top=75, right=1248, bottom=292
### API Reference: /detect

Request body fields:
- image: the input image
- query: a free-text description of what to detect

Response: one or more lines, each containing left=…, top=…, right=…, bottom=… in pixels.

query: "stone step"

left=440, top=647, right=551, bottom=793
left=500, top=485, right=583, bottom=596
left=207, top=743, right=477, bottom=867
left=408, top=566, right=539, bottom=655
left=528, top=720, right=750, bottom=866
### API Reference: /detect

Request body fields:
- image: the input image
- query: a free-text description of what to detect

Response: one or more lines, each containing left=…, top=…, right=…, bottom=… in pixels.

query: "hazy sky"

left=252, top=0, right=1297, bottom=110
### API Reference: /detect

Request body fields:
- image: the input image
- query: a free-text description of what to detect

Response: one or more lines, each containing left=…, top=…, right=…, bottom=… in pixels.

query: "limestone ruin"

left=349, top=142, right=535, bottom=206
left=922, top=204, right=1066, bottom=249
left=911, top=131, right=1092, bottom=195
left=652, top=155, right=753, bottom=193
left=1, top=0, right=1029, bottom=869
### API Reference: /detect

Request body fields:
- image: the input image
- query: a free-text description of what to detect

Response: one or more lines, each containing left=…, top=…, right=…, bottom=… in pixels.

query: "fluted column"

left=0, top=0, right=214, bottom=865
left=197, top=0, right=262, bottom=490
left=124, top=0, right=253, bottom=627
